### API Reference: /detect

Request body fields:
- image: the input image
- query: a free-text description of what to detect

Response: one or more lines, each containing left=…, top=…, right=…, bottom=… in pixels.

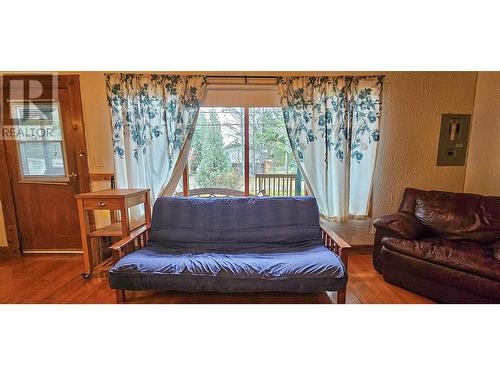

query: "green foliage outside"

left=190, top=108, right=242, bottom=189
left=249, top=107, right=296, bottom=175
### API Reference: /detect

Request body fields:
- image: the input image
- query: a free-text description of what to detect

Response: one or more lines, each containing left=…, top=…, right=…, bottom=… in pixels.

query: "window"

left=249, top=107, right=303, bottom=196
left=10, top=101, right=69, bottom=182
left=180, top=105, right=304, bottom=197
left=189, top=107, right=245, bottom=193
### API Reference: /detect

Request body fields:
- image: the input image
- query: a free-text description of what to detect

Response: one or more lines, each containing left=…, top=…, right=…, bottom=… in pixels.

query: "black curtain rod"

left=206, top=74, right=385, bottom=79
left=206, top=75, right=278, bottom=79
left=103, top=73, right=385, bottom=79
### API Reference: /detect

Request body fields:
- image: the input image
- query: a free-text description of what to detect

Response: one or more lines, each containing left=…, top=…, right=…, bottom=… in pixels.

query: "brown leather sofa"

left=373, top=188, right=500, bottom=303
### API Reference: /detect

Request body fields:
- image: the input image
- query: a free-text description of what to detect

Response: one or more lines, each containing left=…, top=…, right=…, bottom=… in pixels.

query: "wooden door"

left=1, top=75, right=90, bottom=253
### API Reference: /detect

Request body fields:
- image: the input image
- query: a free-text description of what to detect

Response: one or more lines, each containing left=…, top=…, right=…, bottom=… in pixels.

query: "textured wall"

left=371, top=72, right=478, bottom=217
left=464, top=72, right=500, bottom=196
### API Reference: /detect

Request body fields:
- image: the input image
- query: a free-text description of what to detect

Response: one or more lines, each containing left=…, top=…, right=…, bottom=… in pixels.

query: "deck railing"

left=174, top=173, right=304, bottom=197
left=254, top=173, right=302, bottom=196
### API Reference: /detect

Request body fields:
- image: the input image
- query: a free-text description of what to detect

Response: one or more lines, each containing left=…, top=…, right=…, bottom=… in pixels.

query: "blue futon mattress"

left=109, top=243, right=347, bottom=293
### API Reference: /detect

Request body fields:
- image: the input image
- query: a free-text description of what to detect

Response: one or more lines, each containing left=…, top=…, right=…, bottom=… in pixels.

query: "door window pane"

left=10, top=102, right=68, bottom=180
left=18, top=141, right=65, bottom=176
left=249, top=107, right=304, bottom=196
left=189, top=107, right=244, bottom=195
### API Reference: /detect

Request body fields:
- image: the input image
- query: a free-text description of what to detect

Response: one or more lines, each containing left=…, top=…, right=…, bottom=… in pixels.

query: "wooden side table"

left=320, top=218, right=374, bottom=253
left=75, top=188, right=151, bottom=279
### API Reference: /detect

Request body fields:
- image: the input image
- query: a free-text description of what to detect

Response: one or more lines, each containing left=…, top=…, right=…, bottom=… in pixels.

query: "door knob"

left=67, top=172, right=78, bottom=179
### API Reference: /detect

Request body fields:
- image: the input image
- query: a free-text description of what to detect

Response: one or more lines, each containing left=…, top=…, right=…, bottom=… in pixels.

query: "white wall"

left=79, top=72, right=114, bottom=174
left=464, top=72, right=500, bottom=196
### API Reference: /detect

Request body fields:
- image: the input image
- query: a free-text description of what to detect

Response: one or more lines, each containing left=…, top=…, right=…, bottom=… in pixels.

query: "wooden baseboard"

left=22, top=249, right=83, bottom=254
left=0, top=247, right=82, bottom=256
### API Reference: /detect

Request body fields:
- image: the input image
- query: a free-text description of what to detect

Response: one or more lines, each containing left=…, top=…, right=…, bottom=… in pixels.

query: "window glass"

left=188, top=107, right=244, bottom=194
left=249, top=107, right=303, bottom=196
left=10, top=102, right=68, bottom=180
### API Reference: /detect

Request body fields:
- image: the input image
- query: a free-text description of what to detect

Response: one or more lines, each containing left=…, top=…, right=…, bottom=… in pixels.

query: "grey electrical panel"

left=436, top=114, right=471, bottom=166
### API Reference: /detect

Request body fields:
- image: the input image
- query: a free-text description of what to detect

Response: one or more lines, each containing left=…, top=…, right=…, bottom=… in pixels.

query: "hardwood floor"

left=0, top=253, right=434, bottom=304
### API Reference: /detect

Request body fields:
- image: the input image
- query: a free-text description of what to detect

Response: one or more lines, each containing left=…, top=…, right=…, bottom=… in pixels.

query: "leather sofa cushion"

left=490, top=240, right=500, bottom=261
left=382, top=237, right=500, bottom=282
left=494, top=248, right=500, bottom=261
left=409, top=190, right=500, bottom=243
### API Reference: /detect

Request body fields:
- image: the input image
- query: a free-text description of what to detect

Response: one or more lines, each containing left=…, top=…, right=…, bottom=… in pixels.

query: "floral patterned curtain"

left=106, top=74, right=207, bottom=202
left=278, top=76, right=383, bottom=220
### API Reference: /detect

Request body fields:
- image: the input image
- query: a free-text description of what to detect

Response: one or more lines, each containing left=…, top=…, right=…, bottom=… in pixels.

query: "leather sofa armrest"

left=373, top=212, right=427, bottom=240
left=489, top=240, right=500, bottom=261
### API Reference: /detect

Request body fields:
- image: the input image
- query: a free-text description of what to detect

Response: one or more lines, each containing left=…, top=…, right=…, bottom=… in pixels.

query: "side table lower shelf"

left=89, top=221, right=144, bottom=237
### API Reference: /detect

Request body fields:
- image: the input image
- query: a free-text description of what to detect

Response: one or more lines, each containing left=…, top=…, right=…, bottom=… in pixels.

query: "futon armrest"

left=372, top=212, right=427, bottom=240
left=320, top=220, right=351, bottom=267
left=110, top=224, right=151, bottom=262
